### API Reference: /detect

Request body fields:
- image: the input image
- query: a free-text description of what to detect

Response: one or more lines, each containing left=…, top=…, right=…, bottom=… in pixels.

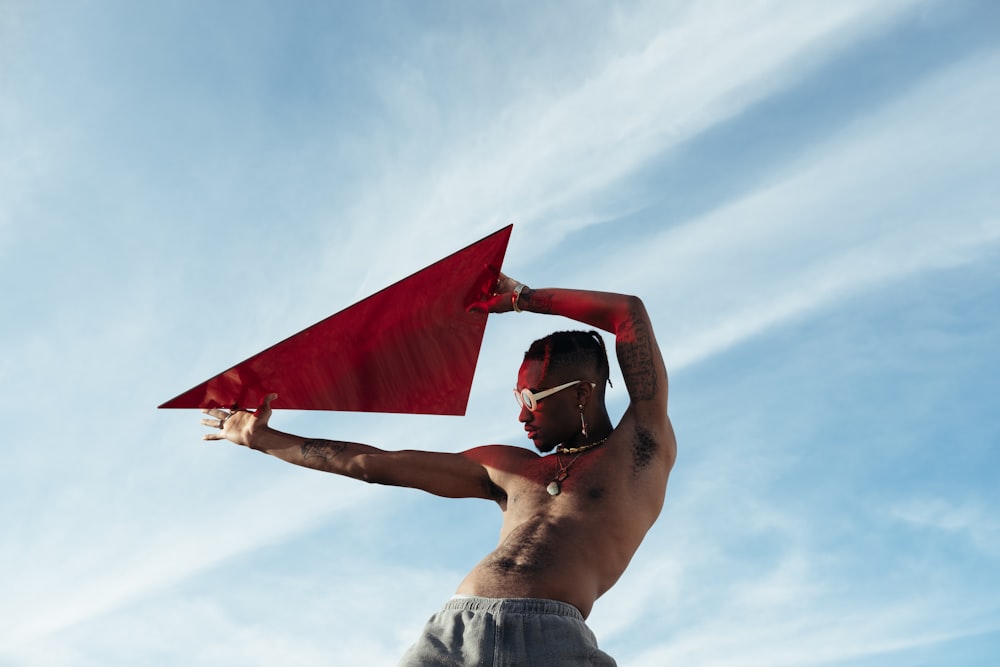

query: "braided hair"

left=523, top=330, right=612, bottom=387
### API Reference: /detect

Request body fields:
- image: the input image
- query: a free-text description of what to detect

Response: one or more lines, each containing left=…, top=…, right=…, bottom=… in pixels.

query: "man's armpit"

left=632, top=425, right=658, bottom=476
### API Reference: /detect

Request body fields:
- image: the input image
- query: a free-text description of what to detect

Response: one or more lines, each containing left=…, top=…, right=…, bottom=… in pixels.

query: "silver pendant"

left=546, top=481, right=561, bottom=496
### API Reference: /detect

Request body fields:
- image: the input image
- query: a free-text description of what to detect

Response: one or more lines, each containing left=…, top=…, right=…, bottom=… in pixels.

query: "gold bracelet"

left=512, top=283, right=526, bottom=312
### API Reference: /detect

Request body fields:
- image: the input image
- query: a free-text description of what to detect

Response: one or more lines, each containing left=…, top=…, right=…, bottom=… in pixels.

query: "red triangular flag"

left=159, top=225, right=512, bottom=414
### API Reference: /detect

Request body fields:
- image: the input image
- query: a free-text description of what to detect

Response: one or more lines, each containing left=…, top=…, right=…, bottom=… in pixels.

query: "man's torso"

left=456, top=418, right=674, bottom=618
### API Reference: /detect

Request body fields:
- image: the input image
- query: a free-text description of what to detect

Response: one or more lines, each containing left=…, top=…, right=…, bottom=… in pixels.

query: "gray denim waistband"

left=444, top=595, right=584, bottom=620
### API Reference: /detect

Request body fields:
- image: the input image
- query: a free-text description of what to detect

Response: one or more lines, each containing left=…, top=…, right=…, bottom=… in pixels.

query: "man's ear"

left=576, top=381, right=595, bottom=407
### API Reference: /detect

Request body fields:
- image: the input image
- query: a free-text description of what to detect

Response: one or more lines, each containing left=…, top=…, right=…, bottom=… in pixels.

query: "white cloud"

left=303, top=0, right=927, bottom=300
left=0, top=471, right=379, bottom=653
left=597, top=48, right=1000, bottom=370
left=889, top=497, right=1000, bottom=557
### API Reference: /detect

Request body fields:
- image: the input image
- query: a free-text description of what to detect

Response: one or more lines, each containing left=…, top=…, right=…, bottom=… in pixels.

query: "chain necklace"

left=547, top=435, right=610, bottom=496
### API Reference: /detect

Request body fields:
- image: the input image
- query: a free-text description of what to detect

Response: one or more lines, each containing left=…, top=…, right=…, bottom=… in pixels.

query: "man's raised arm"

left=471, top=273, right=674, bottom=460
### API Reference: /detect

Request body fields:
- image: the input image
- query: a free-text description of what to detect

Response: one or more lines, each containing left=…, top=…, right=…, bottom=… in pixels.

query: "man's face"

left=516, top=360, right=580, bottom=453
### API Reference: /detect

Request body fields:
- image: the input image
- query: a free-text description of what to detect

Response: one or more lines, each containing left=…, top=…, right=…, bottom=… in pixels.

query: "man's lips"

left=525, top=428, right=538, bottom=439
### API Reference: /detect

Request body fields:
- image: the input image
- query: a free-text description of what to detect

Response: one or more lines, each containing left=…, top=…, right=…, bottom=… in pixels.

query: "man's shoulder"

left=461, top=444, right=539, bottom=467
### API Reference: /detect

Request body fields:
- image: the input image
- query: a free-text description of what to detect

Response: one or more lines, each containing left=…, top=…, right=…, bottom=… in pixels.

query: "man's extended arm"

left=202, top=394, right=503, bottom=500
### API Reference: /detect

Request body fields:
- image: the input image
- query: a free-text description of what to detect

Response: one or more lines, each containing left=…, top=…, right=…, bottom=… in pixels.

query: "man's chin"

left=535, top=441, right=557, bottom=454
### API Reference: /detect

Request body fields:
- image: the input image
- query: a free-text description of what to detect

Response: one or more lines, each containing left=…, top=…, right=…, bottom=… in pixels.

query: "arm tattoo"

left=521, top=288, right=552, bottom=314
left=617, top=312, right=658, bottom=402
left=301, top=439, right=348, bottom=467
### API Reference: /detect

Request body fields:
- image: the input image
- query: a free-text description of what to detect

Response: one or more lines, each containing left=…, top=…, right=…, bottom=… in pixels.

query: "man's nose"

left=518, top=404, right=532, bottom=423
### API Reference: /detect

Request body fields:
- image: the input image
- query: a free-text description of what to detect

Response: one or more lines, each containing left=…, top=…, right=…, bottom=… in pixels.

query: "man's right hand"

left=467, top=271, right=526, bottom=314
left=201, top=392, right=278, bottom=450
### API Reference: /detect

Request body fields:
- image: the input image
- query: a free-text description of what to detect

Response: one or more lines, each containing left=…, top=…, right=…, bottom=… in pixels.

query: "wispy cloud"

left=889, top=497, right=1000, bottom=557
left=0, top=473, right=379, bottom=653
left=304, top=0, right=926, bottom=296
left=595, top=461, right=1000, bottom=665
left=603, top=48, right=1000, bottom=370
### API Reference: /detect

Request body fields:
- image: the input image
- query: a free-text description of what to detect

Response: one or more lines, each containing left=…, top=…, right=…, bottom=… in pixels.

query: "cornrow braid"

left=524, top=330, right=611, bottom=386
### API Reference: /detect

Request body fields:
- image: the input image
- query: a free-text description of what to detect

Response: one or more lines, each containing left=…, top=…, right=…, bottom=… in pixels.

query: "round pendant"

left=546, top=481, right=561, bottom=496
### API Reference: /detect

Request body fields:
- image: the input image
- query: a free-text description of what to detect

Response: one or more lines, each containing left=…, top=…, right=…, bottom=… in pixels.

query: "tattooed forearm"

left=301, top=439, right=348, bottom=468
left=617, top=312, right=659, bottom=402
left=521, top=288, right=553, bottom=314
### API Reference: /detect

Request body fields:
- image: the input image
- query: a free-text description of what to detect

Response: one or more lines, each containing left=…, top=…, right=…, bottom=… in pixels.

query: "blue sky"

left=2, top=1, right=998, bottom=665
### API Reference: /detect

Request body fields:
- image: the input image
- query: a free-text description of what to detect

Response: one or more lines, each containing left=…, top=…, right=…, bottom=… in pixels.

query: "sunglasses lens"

left=519, top=389, right=536, bottom=411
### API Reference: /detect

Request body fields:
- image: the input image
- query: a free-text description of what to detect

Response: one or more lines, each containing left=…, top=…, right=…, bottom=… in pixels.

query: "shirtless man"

left=202, top=273, right=676, bottom=665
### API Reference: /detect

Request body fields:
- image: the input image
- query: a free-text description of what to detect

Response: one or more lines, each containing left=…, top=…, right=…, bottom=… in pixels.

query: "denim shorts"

left=398, top=596, right=617, bottom=666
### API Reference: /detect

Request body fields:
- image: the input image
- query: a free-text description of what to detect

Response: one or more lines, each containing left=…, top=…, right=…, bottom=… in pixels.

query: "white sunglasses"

left=514, top=380, right=593, bottom=412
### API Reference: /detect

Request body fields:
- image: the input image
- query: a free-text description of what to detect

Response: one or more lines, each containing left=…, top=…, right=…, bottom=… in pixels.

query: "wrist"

left=512, top=283, right=527, bottom=312
left=247, top=424, right=277, bottom=452
left=517, top=286, right=552, bottom=315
